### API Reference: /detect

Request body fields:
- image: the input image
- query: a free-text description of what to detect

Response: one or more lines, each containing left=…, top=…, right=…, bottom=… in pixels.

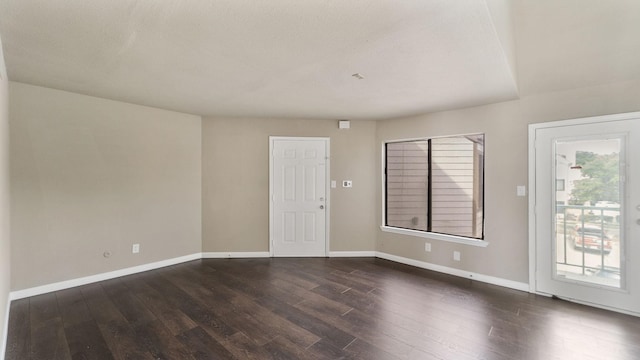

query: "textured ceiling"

left=0, top=1, right=638, bottom=120
left=0, top=0, right=518, bottom=119
left=516, top=0, right=640, bottom=96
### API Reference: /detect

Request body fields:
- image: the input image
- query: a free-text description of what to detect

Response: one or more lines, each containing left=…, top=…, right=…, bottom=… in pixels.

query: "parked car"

left=571, top=225, right=612, bottom=254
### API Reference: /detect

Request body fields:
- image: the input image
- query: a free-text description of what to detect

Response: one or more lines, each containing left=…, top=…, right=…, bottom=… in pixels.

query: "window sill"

left=380, top=226, right=489, bottom=248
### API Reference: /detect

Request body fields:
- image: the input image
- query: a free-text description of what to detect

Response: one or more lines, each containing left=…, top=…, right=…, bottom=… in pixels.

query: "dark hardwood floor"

left=5, top=257, right=640, bottom=359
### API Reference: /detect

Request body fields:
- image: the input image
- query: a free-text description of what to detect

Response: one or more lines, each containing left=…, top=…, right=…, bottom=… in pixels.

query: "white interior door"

left=531, top=113, right=640, bottom=315
left=270, top=137, right=328, bottom=257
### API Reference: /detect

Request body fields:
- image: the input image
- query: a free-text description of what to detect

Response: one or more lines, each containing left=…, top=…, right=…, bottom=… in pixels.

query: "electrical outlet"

left=132, top=243, right=140, bottom=254
left=453, top=251, right=461, bottom=261
left=424, top=242, right=431, bottom=252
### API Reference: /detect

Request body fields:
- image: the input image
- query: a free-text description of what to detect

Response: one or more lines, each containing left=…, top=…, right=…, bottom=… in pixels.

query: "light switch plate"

left=517, top=185, right=526, bottom=197
left=331, top=180, right=337, bottom=188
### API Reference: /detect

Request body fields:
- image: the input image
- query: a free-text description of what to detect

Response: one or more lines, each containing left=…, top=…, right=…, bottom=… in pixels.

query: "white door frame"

left=528, top=111, right=640, bottom=315
left=269, top=136, right=330, bottom=257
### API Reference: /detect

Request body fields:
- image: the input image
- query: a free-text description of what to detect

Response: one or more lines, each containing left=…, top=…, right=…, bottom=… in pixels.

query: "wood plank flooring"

left=5, top=258, right=640, bottom=359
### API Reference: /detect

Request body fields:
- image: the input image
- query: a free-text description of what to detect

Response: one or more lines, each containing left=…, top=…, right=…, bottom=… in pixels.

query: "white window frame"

left=380, top=135, right=489, bottom=248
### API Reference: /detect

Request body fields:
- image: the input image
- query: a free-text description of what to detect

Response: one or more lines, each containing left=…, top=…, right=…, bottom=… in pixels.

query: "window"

left=384, top=134, right=484, bottom=240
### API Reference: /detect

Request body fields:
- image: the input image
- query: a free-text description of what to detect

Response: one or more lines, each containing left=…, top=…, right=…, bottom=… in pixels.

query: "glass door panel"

left=554, top=138, right=622, bottom=289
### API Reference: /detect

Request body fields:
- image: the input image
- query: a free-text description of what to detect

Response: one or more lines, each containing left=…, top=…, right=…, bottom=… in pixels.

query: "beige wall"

left=9, top=82, right=202, bottom=290
left=0, top=38, right=10, bottom=355
left=376, top=79, right=640, bottom=283
left=7, top=75, right=640, bottom=295
left=202, top=117, right=377, bottom=253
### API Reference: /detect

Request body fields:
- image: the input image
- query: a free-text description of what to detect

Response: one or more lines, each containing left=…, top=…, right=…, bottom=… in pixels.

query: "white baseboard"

left=375, top=251, right=530, bottom=293
left=9, top=253, right=202, bottom=300
left=7, top=250, right=529, bottom=303
left=201, top=251, right=270, bottom=258
left=1, top=294, right=9, bottom=360
left=329, top=251, right=376, bottom=257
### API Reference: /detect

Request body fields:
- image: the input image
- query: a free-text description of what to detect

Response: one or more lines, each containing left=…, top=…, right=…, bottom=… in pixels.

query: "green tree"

left=569, top=151, right=619, bottom=205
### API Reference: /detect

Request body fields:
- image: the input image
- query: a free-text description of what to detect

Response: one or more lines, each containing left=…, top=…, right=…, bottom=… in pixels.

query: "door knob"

left=320, top=205, right=324, bottom=209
